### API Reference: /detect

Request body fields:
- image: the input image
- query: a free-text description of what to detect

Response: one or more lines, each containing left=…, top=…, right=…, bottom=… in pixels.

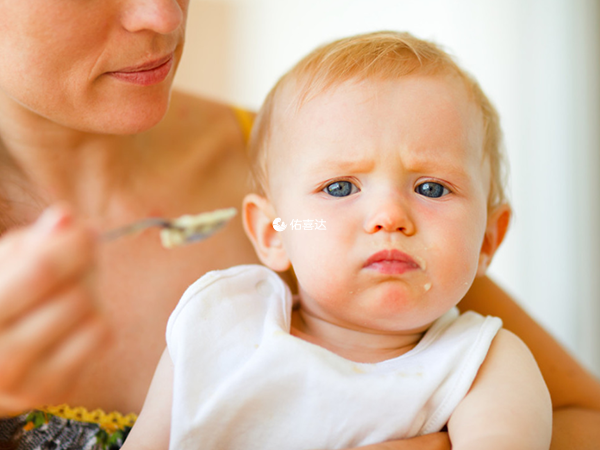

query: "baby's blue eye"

left=324, top=180, right=358, bottom=197
left=415, top=182, right=450, bottom=198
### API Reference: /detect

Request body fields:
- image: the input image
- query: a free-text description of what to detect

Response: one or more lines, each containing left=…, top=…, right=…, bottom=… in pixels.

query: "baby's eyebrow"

left=406, top=161, right=469, bottom=177
left=308, top=157, right=470, bottom=180
left=400, top=150, right=475, bottom=178
left=307, top=158, right=375, bottom=174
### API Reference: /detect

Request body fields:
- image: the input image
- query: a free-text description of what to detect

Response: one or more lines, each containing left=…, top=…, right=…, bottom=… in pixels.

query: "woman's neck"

left=290, top=306, right=428, bottom=364
left=0, top=92, right=146, bottom=221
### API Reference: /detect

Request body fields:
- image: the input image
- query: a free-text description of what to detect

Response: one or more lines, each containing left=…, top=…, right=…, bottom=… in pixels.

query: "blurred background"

left=173, top=0, right=600, bottom=376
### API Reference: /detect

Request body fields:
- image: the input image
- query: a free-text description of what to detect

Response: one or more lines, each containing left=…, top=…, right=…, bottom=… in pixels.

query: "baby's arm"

left=447, top=329, right=552, bottom=449
left=461, top=276, right=600, bottom=449
left=122, top=348, right=173, bottom=450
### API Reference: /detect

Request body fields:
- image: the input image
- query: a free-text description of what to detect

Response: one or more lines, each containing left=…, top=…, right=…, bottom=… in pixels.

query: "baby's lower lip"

left=107, top=57, right=173, bottom=86
left=365, top=261, right=419, bottom=275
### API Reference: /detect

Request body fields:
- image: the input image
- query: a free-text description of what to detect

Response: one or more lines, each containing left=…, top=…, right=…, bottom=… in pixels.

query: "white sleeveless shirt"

left=166, top=265, right=502, bottom=450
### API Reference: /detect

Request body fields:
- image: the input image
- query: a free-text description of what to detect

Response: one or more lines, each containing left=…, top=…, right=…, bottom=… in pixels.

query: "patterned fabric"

left=0, top=406, right=136, bottom=450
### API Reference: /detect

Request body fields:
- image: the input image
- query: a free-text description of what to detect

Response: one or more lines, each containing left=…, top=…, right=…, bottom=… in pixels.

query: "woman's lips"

left=364, top=249, right=420, bottom=275
left=107, top=54, right=174, bottom=86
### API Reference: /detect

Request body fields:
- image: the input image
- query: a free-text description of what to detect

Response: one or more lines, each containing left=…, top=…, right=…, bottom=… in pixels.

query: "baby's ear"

left=242, top=193, right=291, bottom=272
left=477, top=204, right=511, bottom=276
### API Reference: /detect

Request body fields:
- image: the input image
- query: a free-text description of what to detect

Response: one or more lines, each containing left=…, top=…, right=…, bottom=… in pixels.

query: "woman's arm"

left=459, top=276, right=600, bottom=449
left=350, top=432, right=452, bottom=450
left=351, top=433, right=451, bottom=450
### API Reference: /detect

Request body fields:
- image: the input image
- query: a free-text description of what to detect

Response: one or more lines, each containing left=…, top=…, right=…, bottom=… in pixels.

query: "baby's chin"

left=303, top=286, right=437, bottom=327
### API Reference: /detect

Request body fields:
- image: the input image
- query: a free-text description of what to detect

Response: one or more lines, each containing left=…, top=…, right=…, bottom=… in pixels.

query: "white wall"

left=174, top=0, right=600, bottom=375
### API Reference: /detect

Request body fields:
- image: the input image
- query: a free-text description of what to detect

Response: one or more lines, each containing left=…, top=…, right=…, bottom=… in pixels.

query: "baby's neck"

left=290, top=307, right=427, bottom=364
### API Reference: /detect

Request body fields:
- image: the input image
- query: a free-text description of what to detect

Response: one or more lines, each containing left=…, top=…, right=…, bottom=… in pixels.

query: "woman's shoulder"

left=157, top=90, right=255, bottom=151
left=139, top=90, right=257, bottom=210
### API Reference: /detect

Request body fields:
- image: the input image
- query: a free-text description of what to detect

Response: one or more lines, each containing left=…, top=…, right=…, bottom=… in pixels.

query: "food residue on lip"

left=159, top=207, right=237, bottom=248
left=413, top=255, right=427, bottom=270
left=424, top=282, right=432, bottom=292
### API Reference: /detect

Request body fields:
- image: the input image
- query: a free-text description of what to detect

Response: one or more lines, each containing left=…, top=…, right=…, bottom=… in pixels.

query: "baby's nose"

left=363, top=198, right=416, bottom=235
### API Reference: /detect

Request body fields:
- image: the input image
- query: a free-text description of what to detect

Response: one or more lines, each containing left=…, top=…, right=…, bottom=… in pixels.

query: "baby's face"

left=267, top=75, right=491, bottom=333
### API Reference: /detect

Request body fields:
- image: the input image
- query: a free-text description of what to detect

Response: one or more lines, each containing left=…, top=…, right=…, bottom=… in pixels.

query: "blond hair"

left=248, top=31, right=508, bottom=210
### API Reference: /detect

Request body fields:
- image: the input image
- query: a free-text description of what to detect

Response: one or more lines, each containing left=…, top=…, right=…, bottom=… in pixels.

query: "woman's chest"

left=65, top=206, right=260, bottom=414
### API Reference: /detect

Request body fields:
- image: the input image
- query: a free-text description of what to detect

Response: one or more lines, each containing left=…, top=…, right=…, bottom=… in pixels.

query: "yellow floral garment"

left=0, top=405, right=137, bottom=450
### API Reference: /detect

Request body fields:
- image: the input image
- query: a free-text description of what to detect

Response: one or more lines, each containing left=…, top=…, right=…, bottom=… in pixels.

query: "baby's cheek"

left=291, top=235, right=349, bottom=294
left=288, top=226, right=338, bottom=257
left=431, top=240, right=480, bottom=301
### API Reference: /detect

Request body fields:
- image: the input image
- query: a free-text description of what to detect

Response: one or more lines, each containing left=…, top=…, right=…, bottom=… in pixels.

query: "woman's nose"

left=121, top=0, right=185, bottom=35
left=363, top=198, right=416, bottom=236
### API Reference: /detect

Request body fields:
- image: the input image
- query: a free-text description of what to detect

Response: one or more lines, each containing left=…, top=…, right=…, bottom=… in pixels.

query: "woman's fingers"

left=0, top=317, right=109, bottom=415
left=0, top=206, right=97, bottom=326
left=0, top=283, right=99, bottom=390
left=0, top=205, right=110, bottom=414
left=17, top=316, right=110, bottom=409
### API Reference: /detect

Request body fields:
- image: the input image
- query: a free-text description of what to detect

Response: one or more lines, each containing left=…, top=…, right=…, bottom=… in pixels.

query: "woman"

left=0, top=1, right=598, bottom=449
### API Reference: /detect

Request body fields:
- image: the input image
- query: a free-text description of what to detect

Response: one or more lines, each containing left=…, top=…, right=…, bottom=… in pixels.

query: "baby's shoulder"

left=485, top=328, right=534, bottom=363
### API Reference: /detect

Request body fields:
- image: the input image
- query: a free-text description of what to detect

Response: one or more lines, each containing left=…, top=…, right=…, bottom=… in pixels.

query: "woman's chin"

left=103, top=107, right=169, bottom=135
left=70, top=96, right=171, bottom=135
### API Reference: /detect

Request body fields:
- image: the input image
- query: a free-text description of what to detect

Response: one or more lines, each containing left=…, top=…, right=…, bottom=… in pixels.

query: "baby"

left=124, top=32, right=551, bottom=450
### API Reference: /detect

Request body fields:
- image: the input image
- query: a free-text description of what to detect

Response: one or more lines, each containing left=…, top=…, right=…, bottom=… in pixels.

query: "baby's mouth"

left=363, top=249, right=420, bottom=275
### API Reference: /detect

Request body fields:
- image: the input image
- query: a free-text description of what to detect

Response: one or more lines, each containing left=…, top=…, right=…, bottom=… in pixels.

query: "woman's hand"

left=350, top=433, right=451, bottom=450
left=0, top=206, right=110, bottom=416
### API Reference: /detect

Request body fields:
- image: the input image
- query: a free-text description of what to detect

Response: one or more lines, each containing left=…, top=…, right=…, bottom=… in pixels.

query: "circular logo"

left=272, top=218, right=287, bottom=232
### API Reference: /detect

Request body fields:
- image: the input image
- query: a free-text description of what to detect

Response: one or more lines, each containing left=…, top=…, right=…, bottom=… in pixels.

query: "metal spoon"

left=103, top=207, right=237, bottom=248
